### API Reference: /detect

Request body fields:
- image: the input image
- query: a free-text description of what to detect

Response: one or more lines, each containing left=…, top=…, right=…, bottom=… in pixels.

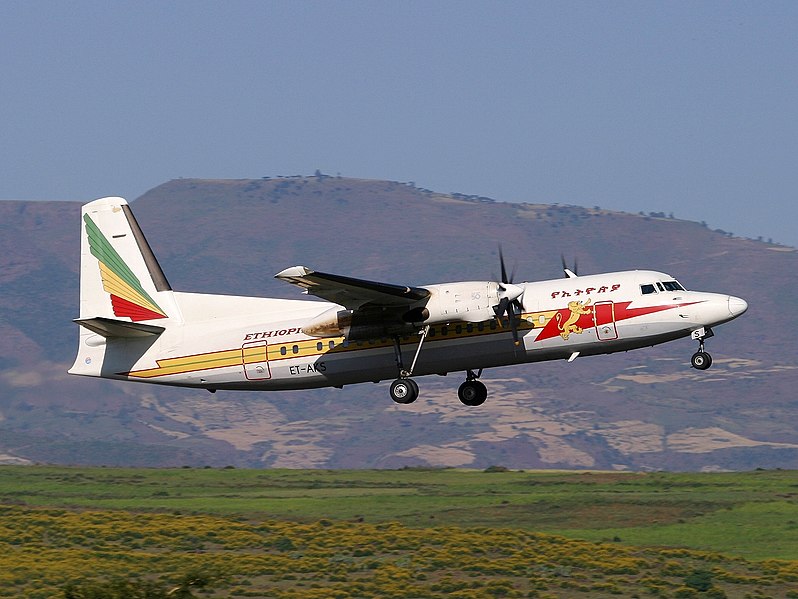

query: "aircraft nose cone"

left=728, top=296, right=748, bottom=318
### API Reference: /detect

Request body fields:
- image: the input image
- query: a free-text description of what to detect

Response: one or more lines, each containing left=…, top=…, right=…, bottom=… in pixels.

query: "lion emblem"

left=556, top=299, right=592, bottom=340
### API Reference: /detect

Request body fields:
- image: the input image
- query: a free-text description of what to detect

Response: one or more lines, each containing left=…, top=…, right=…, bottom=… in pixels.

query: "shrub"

left=273, top=536, right=296, bottom=551
left=684, top=569, right=713, bottom=592
left=483, top=465, right=509, bottom=473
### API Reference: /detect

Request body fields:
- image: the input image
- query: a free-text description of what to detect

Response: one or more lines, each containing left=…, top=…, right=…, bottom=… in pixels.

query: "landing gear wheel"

left=458, top=380, right=488, bottom=406
left=390, top=378, right=419, bottom=404
left=691, top=351, right=712, bottom=370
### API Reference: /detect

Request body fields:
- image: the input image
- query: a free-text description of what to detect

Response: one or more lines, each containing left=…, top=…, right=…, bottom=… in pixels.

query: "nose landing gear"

left=690, top=327, right=714, bottom=370
left=691, top=349, right=712, bottom=370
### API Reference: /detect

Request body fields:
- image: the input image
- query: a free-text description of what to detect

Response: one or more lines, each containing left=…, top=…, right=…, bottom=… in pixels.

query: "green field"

left=1, top=466, right=797, bottom=598
left=3, top=466, right=796, bottom=559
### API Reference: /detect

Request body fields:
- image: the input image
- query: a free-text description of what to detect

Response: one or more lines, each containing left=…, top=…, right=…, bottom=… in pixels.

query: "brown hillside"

left=0, top=177, right=795, bottom=470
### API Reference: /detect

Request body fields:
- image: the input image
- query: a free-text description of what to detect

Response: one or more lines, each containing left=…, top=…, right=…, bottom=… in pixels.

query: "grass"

left=566, top=501, right=798, bottom=561
left=1, top=466, right=796, bottom=559
left=1, top=466, right=797, bottom=598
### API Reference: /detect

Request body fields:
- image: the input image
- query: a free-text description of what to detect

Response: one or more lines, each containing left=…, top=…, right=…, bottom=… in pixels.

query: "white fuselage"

left=70, top=269, right=746, bottom=392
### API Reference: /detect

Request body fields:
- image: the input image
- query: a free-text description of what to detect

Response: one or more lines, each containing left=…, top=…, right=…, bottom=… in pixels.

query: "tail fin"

left=70, top=197, right=181, bottom=377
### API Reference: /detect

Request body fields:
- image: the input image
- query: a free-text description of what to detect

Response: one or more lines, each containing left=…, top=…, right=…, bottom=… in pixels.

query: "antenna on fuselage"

left=561, top=254, right=579, bottom=279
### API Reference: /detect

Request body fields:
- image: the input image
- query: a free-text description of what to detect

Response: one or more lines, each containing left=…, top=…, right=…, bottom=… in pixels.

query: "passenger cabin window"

left=640, top=284, right=657, bottom=295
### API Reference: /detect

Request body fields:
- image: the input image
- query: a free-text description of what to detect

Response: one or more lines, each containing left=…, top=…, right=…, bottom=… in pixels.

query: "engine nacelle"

left=302, top=307, right=416, bottom=340
left=303, top=281, right=519, bottom=340
left=415, top=281, right=501, bottom=325
left=302, top=307, right=350, bottom=337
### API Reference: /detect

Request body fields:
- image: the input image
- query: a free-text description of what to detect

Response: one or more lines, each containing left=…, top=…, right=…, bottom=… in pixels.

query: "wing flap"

left=275, top=266, right=430, bottom=309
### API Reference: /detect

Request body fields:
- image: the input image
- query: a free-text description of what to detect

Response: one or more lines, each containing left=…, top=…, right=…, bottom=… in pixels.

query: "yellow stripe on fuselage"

left=126, top=309, right=561, bottom=379
left=127, top=349, right=243, bottom=378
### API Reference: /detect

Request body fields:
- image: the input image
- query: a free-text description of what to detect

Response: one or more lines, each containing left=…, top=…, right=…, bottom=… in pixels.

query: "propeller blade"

left=496, top=247, right=523, bottom=345
left=508, top=302, right=520, bottom=345
left=499, top=246, right=509, bottom=284
left=493, top=297, right=509, bottom=319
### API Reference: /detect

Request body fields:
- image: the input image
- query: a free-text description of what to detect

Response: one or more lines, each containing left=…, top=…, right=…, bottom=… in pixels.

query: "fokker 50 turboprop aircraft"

left=69, top=197, right=748, bottom=406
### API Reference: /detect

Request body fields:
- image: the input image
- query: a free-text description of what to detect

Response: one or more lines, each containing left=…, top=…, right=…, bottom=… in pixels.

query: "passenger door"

left=242, top=340, right=271, bottom=380
left=593, top=301, right=618, bottom=341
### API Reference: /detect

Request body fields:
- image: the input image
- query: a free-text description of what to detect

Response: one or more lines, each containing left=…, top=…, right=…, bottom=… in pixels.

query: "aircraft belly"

left=262, top=335, right=522, bottom=389
left=413, top=338, right=520, bottom=375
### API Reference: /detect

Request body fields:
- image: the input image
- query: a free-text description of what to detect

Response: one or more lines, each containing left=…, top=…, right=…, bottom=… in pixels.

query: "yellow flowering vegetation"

left=1, top=504, right=796, bottom=598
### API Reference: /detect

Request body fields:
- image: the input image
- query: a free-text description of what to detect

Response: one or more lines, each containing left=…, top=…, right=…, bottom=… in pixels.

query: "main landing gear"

left=388, top=330, right=488, bottom=406
left=389, top=327, right=428, bottom=405
left=389, top=371, right=489, bottom=406
left=690, top=327, right=714, bottom=370
left=389, top=378, right=419, bottom=404
left=391, top=326, right=429, bottom=404
left=458, top=370, right=487, bottom=406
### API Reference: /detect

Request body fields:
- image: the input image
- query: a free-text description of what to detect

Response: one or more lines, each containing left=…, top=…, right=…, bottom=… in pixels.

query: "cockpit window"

left=662, top=280, right=685, bottom=291
left=656, top=282, right=665, bottom=292
left=640, top=284, right=657, bottom=295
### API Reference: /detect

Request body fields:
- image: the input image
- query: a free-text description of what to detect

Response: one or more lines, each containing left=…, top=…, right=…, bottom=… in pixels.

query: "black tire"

left=458, top=380, right=488, bottom=406
left=691, top=351, right=712, bottom=370
left=390, top=378, right=418, bottom=404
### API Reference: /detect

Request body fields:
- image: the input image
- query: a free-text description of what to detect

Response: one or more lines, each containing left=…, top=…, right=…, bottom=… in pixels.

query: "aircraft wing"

left=274, top=266, right=430, bottom=310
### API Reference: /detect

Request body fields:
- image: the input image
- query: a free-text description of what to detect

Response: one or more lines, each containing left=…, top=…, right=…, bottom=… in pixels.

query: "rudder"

left=70, top=197, right=181, bottom=377
left=77, top=197, right=179, bottom=322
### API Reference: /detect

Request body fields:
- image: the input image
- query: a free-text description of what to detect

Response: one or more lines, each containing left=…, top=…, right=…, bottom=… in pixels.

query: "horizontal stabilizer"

left=74, top=317, right=165, bottom=338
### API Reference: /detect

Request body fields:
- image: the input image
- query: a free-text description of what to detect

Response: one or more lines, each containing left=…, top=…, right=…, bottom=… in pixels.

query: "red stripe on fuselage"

left=534, top=301, right=700, bottom=342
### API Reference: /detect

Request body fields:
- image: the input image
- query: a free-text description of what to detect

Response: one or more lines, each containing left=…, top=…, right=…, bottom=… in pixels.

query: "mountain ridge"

left=0, top=177, right=795, bottom=470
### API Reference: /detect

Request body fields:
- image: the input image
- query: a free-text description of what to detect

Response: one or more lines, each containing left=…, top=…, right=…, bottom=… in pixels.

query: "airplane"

left=69, top=196, right=748, bottom=406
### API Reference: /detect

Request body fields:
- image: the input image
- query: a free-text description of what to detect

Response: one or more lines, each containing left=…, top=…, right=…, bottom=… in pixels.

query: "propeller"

left=494, top=247, right=524, bottom=346
left=561, top=254, right=578, bottom=279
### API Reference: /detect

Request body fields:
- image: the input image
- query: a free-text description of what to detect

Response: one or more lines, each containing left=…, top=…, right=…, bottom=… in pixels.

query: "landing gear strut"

left=389, top=327, right=429, bottom=404
left=387, top=331, right=490, bottom=406
left=690, top=327, right=714, bottom=370
left=458, top=369, right=487, bottom=406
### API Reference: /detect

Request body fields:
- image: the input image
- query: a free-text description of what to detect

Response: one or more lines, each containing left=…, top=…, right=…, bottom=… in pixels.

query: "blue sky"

left=2, top=1, right=796, bottom=247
